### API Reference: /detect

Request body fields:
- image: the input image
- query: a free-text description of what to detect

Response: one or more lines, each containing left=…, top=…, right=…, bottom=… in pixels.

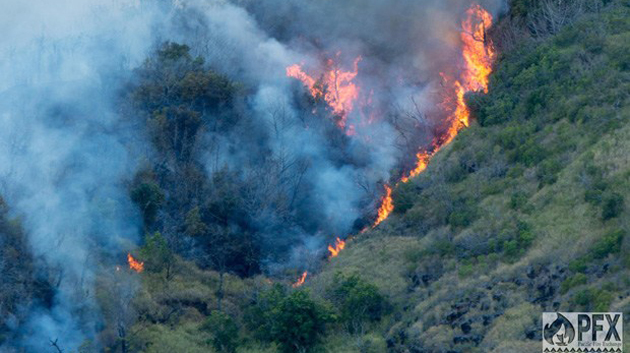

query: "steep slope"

left=311, top=3, right=630, bottom=352
left=91, top=2, right=630, bottom=353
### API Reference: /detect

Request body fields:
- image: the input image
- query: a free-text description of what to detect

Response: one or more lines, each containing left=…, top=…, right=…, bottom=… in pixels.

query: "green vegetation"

left=313, top=1, right=630, bottom=351
left=203, top=311, right=240, bottom=353
left=86, top=1, right=630, bottom=351
left=327, top=273, right=389, bottom=333
left=246, top=285, right=334, bottom=353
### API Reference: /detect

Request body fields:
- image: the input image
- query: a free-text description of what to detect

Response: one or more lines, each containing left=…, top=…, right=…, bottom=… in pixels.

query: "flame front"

left=401, top=151, right=431, bottom=183
left=440, top=4, right=495, bottom=146
left=286, top=56, right=361, bottom=131
left=373, top=185, right=394, bottom=228
left=127, top=253, right=144, bottom=273
left=375, top=3, right=495, bottom=227
left=287, top=4, right=495, bottom=265
left=461, top=4, right=495, bottom=94
left=328, top=237, right=346, bottom=258
left=292, top=271, right=308, bottom=288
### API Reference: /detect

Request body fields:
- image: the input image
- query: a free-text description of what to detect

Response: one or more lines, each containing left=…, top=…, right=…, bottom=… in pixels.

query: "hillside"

left=110, top=2, right=630, bottom=353
left=1, top=0, right=629, bottom=352
left=313, top=2, right=630, bottom=352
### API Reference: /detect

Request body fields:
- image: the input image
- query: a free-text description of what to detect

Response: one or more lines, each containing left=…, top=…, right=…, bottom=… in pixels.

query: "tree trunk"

left=217, top=270, right=224, bottom=312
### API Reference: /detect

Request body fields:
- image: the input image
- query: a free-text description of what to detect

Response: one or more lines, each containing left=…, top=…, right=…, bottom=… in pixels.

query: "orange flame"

left=441, top=3, right=495, bottom=146
left=373, top=3, right=495, bottom=228
left=286, top=56, right=361, bottom=131
left=373, top=185, right=394, bottom=227
left=461, top=4, right=495, bottom=94
left=401, top=151, right=431, bottom=183
left=127, top=253, right=144, bottom=273
left=328, top=237, right=346, bottom=258
left=292, top=271, right=308, bottom=288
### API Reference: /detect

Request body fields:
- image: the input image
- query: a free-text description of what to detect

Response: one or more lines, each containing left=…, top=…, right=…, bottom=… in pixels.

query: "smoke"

left=0, top=0, right=504, bottom=350
left=0, top=0, right=164, bottom=350
left=171, top=0, right=505, bottom=264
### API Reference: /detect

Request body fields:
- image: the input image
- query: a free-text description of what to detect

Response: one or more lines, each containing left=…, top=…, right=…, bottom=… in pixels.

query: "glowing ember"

left=127, top=253, right=144, bottom=273
left=328, top=237, right=346, bottom=258
left=292, top=271, right=308, bottom=288
left=373, top=185, right=394, bottom=228
left=286, top=56, right=361, bottom=130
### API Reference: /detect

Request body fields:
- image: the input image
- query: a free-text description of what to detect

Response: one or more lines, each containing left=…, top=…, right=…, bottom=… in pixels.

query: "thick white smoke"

left=0, top=0, right=162, bottom=350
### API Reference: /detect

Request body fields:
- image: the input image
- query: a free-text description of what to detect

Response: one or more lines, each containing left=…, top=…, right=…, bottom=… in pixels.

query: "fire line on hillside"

left=290, top=3, right=496, bottom=288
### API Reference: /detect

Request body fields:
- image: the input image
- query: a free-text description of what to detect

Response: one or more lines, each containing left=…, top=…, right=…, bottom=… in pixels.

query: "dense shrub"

left=0, top=198, right=44, bottom=343
left=592, top=229, right=624, bottom=259
left=202, top=311, right=239, bottom=353
left=572, top=288, right=614, bottom=311
left=130, top=182, right=165, bottom=226
left=489, top=220, right=536, bottom=261
left=140, top=232, right=174, bottom=276
left=246, top=285, right=333, bottom=352
left=328, top=273, right=388, bottom=333
left=560, top=273, right=588, bottom=294
left=601, top=192, right=625, bottom=220
left=536, top=158, right=563, bottom=186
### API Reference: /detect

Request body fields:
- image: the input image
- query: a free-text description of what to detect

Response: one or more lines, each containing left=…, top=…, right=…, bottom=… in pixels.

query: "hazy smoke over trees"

left=0, top=0, right=502, bottom=350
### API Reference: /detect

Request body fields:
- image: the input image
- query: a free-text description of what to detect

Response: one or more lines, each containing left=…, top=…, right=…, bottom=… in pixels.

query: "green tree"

left=140, top=232, right=174, bottom=279
left=247, top=285, right=333, bottom=353
left=328, top=273, right=388, bottom=334
left=130, top=182, right=164, bottom=226
left=202, top=311, right=239, bottom=353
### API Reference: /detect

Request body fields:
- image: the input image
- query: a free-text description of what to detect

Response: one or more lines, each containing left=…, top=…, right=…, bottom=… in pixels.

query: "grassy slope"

left=311, top=3, right=630, bottom=352
left=122, top=3, right=630, bottom=353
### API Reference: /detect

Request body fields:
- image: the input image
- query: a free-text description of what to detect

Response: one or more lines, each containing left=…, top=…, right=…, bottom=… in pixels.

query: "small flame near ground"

left=127, top=253, right=144, bottom=273
left=292, top=271, right=308, bottom=288
left=328, top=237, right=346, bottom=258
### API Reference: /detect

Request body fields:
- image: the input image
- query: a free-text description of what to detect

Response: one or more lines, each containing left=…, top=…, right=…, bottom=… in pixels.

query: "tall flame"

left=286, top=4, right=495, bottom=271
left=127, top=253, right=144, bottom=273
left=328, top=237, right=346, bottom=258
left=373, top=185, right=394, bottom=227
left=375, top=3, right=495, bottom=227
left=286, top=56, right=361, bottom=131
left=461, top=4, right=495, bottom=94
left=292, top=271, right=308, bottom=288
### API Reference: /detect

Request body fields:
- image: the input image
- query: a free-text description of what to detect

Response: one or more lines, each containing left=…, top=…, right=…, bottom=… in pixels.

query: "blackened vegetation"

left=126, top=43, right=368, bottom=277
left=127, top=42, right=260, bottom=276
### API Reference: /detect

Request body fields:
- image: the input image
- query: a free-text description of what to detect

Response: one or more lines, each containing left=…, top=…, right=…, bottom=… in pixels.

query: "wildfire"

left=373, top=185, right=394, bottom=228
left=286, top=56, right=361, bottom=131
left=286, top=4, right=495, bottom=272
left=373, top=3, right=495, bottom=228
left=127, top=253, right=144, bottom=273
left=292, top=271, right=308, bottom=288
left=328, top=237, right=346, bottom=258
left=401, top=151, right=431, bottom=183
left=461, top=4, right=495, bottom=93
left=440, top=4, right=495, bottom=146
